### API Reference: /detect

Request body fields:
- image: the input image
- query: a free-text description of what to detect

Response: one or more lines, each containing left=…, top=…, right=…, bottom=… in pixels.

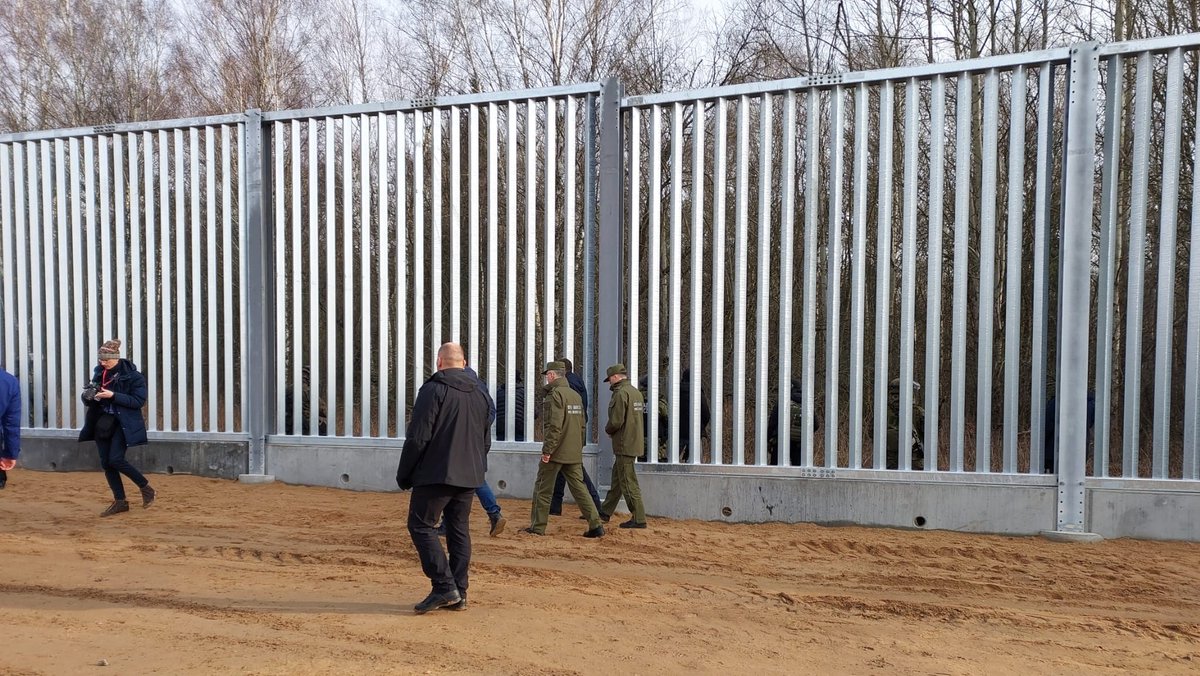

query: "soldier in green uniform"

left=523, top=361, right=605, bottom=538
left=886, top=378, right=926, bottom=470
left=598, top=364, right=647, bottom=529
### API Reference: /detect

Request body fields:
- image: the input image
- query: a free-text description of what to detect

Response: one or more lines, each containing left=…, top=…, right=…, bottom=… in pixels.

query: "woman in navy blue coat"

left=78, top=339, right=155, bottom=516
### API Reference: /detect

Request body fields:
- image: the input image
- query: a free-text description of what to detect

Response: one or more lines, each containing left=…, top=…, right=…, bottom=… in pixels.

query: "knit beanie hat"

left=98, top=338, right=121, bottom=360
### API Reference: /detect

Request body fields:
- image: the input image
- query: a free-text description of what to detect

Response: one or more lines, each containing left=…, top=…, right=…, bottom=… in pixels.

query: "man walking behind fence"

left=396, top=342, right=492, bottom=614
left=598, top=364, right=648, bottom=529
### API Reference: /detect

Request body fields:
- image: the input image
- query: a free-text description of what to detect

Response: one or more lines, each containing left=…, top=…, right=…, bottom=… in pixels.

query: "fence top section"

left=0, top=112, right=246, bottom=144
left=1097, top=31, right=1200, bottom=56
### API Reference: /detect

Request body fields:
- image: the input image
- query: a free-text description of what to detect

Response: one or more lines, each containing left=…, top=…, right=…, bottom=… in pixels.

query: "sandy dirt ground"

left=1, top=470, right=1198, bottom=675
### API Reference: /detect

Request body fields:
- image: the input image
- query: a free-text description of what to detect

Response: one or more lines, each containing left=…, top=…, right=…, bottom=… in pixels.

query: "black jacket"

left=78, top=359, right=149, bottom=447
left=566, top=372, right=590, bottom=422
left=396, top=367, right=493, bottom=490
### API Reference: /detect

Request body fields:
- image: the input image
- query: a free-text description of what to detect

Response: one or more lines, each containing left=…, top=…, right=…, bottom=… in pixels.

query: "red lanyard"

left=101, top=369, right=114, bottom=390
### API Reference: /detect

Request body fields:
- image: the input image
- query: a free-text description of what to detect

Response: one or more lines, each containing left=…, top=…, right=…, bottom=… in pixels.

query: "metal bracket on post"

left=1043, top=45, right=1100, bottom=542
left=240, top=109, right=275, bottom=484
left=595, top=77, right=624, bottom=490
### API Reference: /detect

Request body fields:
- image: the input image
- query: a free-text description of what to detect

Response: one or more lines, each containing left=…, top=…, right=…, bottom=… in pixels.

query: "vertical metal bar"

left=597, top=77, right=624, bottom=462
left=190, top=128, right=203, bottom=429
left=238, top=123, right=248, bottom=433
left=0, top=144, right=12, bottom=380
left=486, top=103, right=499, bottom=418
left=1031, top=64, right=1055, bottom=475
left=629, top=107, right=641, bottom=395
left=1151, top=49, right=1183, bottom=478
left=379, top=113, right=390, bottom=436
left=451, top=107, right=462, bottom=344
left=143, top=134, right=157, bottom=429
left=545, top=98, right=557, bottom=363
left=976, top=70, right=1000, bottom=472
left=755, top=93, right=773, bottom=467
left=505, top=103, right=517, bottom=442
left=42, top=141, right=58, bottom=426
left=848, top=84, right=870, bottom=468
left=1094, top=56, right=1124, bottom=478
left=308, top=120, right=320, bottom=435
left=29, top=142, right=44, bottom=427
left=950, top=73, right=973, bottom=472
left=85, top=137, right=97, bottom=393
left=99, top=136, right=111, bottom=342
left=244, top=109, right=272, bottom=474
left=62, top=139, right=76, bottom=426
left=1123, top=52, right=1153, bottom=478
left=524, top=100, right=537, bottom=443
left=291, top=121, right=303, bottom=435
left=1185, top=54, right=1200, bottom=480
left=1003, top=67, right=1028, bottom=473
left=204, top=128, right=217, bottom=430
left=691, top=99, right=706, bottom=464
left=468, top=105, right=480, bottom=370
left=668, top=101, right=684, bottom=463
left=325, top=118, right=338, bottom=434
left=397, top=113, right=409, bottom=433
left=872, top=81, right=895, bottom=469
left=432, top=109, right=442, bottom=358
left=777, top=91, right=797, bottom=466
left=801, top=89, right=820, bottom=467
left=1056, top=43, right=1099, bottom=531
left=360, top=114, right=371, bottom=436
left=222, top=125, right=233, bottom=431
left=732, top=95, right=750, bottom=465
left=647, top=105, right=662, bottom=463
left=563, top=96, right=576, bottom=366
left=273, top=123, right=286, bottom=434
left=826, top=87, right=846, bottom=469
left=583, top=94, right=598, bottom=428
left=12, top=144, right=27, bottom=418
left=176, top=130, right=189, bottom=429
left=113, top=135, right=126, bottom=396
left=898, top=78, right=920, bottom=471
left=342, top=117, right=353, bottom=432
left=157, top=132, right=171, bottom=430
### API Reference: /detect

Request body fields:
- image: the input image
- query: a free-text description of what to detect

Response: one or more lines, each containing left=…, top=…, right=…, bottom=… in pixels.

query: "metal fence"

left=2, top=37, right=1199, bottom=523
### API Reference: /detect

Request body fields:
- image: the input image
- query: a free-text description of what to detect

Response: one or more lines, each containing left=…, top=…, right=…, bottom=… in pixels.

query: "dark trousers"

left=96, top=426, right=148, bottom=500
left=407, top=484, right=474, bottom=595
left=550, top=466, right=602, bottom=515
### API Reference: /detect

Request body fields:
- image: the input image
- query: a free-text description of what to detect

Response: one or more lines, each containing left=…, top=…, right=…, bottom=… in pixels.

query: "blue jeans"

left=476, top=482, right=501, bottom=516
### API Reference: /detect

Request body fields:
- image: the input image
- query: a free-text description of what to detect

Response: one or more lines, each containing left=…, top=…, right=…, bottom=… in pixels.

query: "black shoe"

left=445, top=591, right=468, bottom=611
left=521, top=527, right=544, bottom=536
left=583, top=526, right=605, bottom=538
left=488, top=513, right=506, bottom=537
left=549, top=510, right=562, bottom=516
left=100, top=500, right=130, bottom=517
left=140, top=485, right=156, bottom=509
left=579, top=512, right=611, bottom=523
left=414, top=589, right=462, bottom=615
left=619, top=520, right=647, bottom=529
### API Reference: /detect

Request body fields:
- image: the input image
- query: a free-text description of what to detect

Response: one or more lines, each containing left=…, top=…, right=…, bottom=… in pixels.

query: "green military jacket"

left=542, top=377, right=586, bottom=464
left=605, top=379, right=645, bottom=457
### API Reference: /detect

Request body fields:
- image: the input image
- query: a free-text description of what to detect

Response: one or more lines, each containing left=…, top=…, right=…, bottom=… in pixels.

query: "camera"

left=82, top=383, right=100, bottom=402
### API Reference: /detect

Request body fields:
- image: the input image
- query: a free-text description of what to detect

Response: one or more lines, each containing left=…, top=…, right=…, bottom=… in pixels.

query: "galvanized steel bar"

left=690, top=99, right=706, bottom=464
left=325, top=118, right=339, bottom=435
left=1094, top=56, right=1124, bottom=478
left=628, top=107, right=641, bottom=394
left=222, top=126, right=234, bottom=431
left=596, top=77, right=624, bottom=460
left=379, top=113, right=391, bottom=435
left=243, top=109, right=271, bottom=472
left=582, top=93, right=598, bottom=427
left=360, top=114, right=371, bottom=436
left=12, top=144, right=27, bottom=421
left=308, top=120, right=321, bottom=436
left=85, top=136, right=97, bottom=372
left=433, top=110, right=443, bottom=359
left=450, top=107, right=462, bottom=344
left=647, top=104, right=662, bottom=463
left=524, top=101, right=537, bottom=443
left=99, top=137, right=111, bottom=342
left=872, top=82, right=894, bottom=469
left=114, top=135, right=127, bottom=400
left=273, top=123, right=287, bottom=434
left=1002, top=67, right=1028, bottom=473
left=754, top=94, right=773, bottom=467
left=45, top=141, right=61, bottom=426
left=189, top=128, right=203, bottom=429
left=342, top=117, right=353, bottom=433
left=545, top=99, right=557, bottom=364
left=776, top=91, right=797, bottom=466
left=504, top=103, right=517, bottom=442
left=826, top=88, right=846, bottom=469
left=924, top=76, right=946, bottom=472
left=1151, top=49, right=1183, bottom=477
left=1186, top=58, right=1200, bottom=480
left=238, top=122, right=248, bottom=433
left=668, top=102, right=684, bottom=463
left=175, top=129, right=188, bottom=429
left=898, top=78, right=920, bottom=471
left=157, top=133, right=170, bottom=429
left=1056, top=43, right=1099, bottom=530
left=1030, top=64, right=1055, bottom=475
left=143, top=134, right=157, bottom=428
left=205, top=128, right=219, bottom=430
left=710, top=99, right=726, bottom=464
left=1122, top=52, right=1153, bottom=478
left=848, top=84, right=870, bottom=468
left=950, top=74, right=973, bottom=472
left=563, top=97, right=576, bottom=367
left=801, top=90, right=819, bottom=467
left=28, top=142, right=44, bottom=428
left=415, top=111, right=426, bottom=410
left=976, top=70, right=1000, bottom=471
left=486, top=103, right=499, bottom=416
left=732, top=96, right=750, bottom=465
left=290, top=122, right=303, bottom=435
left=468, top=105, right=480, bottom=371
left=397, top=113, right=409, bottom=433
left=0, top=144, right=12, bottom=379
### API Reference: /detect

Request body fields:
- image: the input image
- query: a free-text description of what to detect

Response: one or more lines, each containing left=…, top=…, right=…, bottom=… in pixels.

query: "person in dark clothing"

left=767, top=378, right=819, bottom=466
left=635, top=370, right=710, bottom=462
left=78, top=339, right=156, bottom=516
left=0, top=367, right=21, bottom=489
left=637, top=374, right=670, bottom=462
left=494, top=370, right=526, bottom=441
left=283, top=366, right=328, bottom=435
left=549, top=356, right=603, bottom=516
left=396, top=342, right=493, bottom=614
left=1042, top=391, right=1097, bottom=474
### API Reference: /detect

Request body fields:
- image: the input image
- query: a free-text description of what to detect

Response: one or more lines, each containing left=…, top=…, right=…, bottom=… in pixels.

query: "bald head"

left=436, top=342, right=465, bottom=370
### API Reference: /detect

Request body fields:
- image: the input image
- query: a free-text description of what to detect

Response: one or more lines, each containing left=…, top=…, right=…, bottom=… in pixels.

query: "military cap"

left=543, top=360, right=566, bottom=374
left=603, top=364, right=628, bottom=382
